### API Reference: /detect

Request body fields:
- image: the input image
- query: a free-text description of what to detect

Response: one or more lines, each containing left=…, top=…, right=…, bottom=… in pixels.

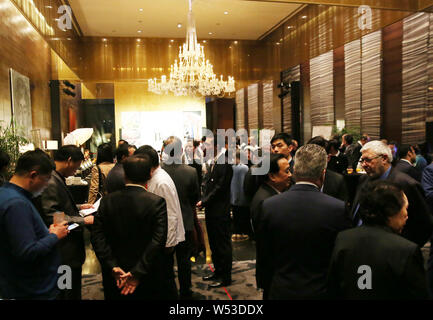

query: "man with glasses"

left=351, top=141, right=433, bottom=247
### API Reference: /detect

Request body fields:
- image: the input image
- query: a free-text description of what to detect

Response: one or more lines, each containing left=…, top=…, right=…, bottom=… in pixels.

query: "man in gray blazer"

left=162, top=136, right=200, bottom=299
left=40, top=145, right=94, bottom=300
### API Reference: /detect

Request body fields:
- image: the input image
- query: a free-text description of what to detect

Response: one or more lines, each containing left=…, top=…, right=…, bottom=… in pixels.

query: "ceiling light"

left=139, top=8, right=143, bottom=12
left=45, top=5, right=52, bottom=9
left=102, top=38, right=107, bottom=42
left=137, top=39, right=141, bottom=42
left=148, top=0, right=234, bottom=97
left=276, top=42, right=280, bottom=45
left=234, top=41, right=238, bottom=44
left=208, top=32, right=213, bottom=35
left=177, top=23, right=182, bottom=28
left=67, top=38, right=72, bottom=41
left=224, top=11, right=228, bottom=15
left=203, top=40, right=206, bottom=43
left=302, top=15, right=307, bottom=19
left=170, top=39, right=174, bottom=42
left=287, top=26, right=294, bottom=29
left=138, top=30, right=142, bottom=33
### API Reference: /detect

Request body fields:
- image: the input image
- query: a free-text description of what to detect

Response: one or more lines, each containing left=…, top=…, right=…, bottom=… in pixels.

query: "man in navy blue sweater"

left=0, top=150, right=69, bottom=300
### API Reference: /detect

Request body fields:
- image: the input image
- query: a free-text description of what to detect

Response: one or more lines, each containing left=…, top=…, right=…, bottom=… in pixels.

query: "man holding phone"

left=0, top=150, right=69, bottom=300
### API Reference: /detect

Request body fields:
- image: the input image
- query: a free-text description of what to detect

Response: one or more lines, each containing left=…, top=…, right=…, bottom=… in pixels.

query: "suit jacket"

left=327, top=225, right=428, bottom=299
left=262, top=184, right=352, bottom=299
left=346, top=143, right=362, bottom=169
left=105, top=163, right=125, bottom=194
left=201, top=155, right=233, bottom=219
left=394, top=160, right=422, bottom=182
left=250, top=183, right=279, bottom=290
left=40, top=171, right=85, bottom=267
left=323, top=169, right=348, bottom=202
left=327, top=153, right=349, bottom=175
left=422, top=163, right=433, bottom=211
left=90, top=186, right=167, bottom=286
left=162, top=163, right=200, bottom=232
left=351, top=168, right=433, bottom=247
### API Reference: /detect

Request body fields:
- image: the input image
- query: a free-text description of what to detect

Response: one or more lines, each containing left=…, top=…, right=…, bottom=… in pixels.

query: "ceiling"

left=68, top=0, right=303, bottom=40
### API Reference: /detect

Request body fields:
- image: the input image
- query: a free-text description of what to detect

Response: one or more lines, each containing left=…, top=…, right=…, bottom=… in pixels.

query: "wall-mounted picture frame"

left=9, top=68, right=32, bottom=136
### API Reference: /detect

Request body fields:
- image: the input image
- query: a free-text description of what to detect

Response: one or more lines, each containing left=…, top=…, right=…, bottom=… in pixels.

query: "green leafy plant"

left=0, top=120, right=30, bottom=179
left=332, top=125, right=361, bottom=142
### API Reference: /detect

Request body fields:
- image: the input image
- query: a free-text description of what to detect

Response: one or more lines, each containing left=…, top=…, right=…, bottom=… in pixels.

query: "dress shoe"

left=208, top=280, right=232, bottom=288
left=202, top=273, right=218, bottom=281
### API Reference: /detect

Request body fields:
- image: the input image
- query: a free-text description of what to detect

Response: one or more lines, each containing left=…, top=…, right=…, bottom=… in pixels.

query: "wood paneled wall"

left=0, top=0, right=52, bottom=140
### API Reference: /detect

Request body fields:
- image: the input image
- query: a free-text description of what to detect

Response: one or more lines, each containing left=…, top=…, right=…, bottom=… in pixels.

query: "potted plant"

left=0, top=120, right=30, bottom=180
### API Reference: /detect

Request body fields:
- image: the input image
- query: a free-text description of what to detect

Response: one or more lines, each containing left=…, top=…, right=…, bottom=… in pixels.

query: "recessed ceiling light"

left=137, top=39, right=141, bottom=42
left=234, top=41, right=238, bottom=44
left=177, top=23, right=182, bottom=28
left=170, top=39, right=174, bottom=42
left=203, top=40, right=207, bottom=43
left=45, top=5, right=53, bottom=9
left=138, top=30, right=142, bottom=33
left=224, top=11, right=228, bottom=15
left=139, top=8, right=143, bottom=12
left=287, top=26, right=294, bottom=29
left=208, top=32, right=213, bottom=35
left=302, top=15, right=307, bottom=19
left=276, top=42, right=280, bottom=45
left=67, top=38, right=72, bottom=41
left=102, top=38, right=107, bottom=42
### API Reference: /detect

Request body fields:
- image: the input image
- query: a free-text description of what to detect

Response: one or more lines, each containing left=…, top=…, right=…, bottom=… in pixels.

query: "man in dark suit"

left=40, top=145, right=95, bottom=300
left=105, top=144, right=129, bottom=194
left=308, top=136, right=348, bottom=202
left=327, top=139, right=349, bottom=175
left=197, top=137, right=233, bottom=288
left=394, top=144, right=422, bottom=182
left=161, top=136, right=200, bottom=299
left=422, top=163, right=433, bottom=297
left=251, top=153, right=292, bottom=299
left=91, top=155, right=168, bottom=300
left=261, top=144, right=351, bottom=300
left=351, top=140, right=433, bottom=247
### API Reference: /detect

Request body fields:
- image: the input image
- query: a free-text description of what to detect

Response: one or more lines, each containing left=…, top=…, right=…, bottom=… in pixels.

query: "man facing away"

left=91, top=155, right=168, bottom=300
left=161, top=136, right=200, bottom=299
left=135, top=145, right=185, bottom=299
left=261, top=144, right=352, bottom=299
left=0, top=150, right=68, bottom=300
left=40, top=145, right=94, bottom=300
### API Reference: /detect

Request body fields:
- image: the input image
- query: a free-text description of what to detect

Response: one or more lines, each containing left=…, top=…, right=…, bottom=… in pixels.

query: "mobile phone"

left=68, top=223, right=79, bottom=231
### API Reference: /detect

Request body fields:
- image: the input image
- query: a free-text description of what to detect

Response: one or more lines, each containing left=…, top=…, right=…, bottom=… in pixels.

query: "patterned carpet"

left=82, top=260, right=262, bottom=300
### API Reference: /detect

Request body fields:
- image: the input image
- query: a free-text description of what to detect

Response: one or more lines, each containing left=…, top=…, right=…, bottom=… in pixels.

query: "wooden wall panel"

left=248, top=83, right=259, bottom=130
left=402, top=13, right=429, bottom=144
left=0, top=0, right=52, bottom=140
left=301, top=62, right=311, bottom=143
left=235, top=89, right=245, bottom=129
left=344, top=39, right=361, bottom=130
left=333, top=46, right=345, bottom=122
left=281, top=65, right=301, bottom=134
left=427, top=13, right=433, bottom=123
left=382, top=21, right=403, bottom=143
left=310, top=51, right=334, bottom=127
left=262, top=80, right=274, bottom=129
left=361, top=31, right=382, bottom=139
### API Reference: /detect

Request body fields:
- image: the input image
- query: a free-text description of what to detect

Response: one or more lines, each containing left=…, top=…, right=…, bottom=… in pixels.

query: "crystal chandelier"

left=148, top=0, right=235, bottom=97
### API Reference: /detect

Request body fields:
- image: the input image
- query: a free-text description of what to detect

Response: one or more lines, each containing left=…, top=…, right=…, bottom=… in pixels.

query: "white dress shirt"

left=147, top=167, right=185, bottom=247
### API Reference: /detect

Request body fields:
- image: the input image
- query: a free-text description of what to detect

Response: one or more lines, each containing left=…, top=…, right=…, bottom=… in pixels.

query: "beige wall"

left=114, top=82, right=206, bottom=143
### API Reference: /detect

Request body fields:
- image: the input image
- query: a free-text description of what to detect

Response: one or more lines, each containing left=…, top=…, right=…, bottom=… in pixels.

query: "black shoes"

left=202, top=273, right=219, bottom=281
left=208, top=279, right=232, bottom=288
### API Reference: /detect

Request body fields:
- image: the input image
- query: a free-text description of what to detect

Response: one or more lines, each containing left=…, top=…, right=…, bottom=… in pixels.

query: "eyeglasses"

left=360, top=155, right=382, bottom=164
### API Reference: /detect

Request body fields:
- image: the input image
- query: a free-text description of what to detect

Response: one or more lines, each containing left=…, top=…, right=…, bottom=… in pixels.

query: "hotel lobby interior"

left=1, top=0, right=433, bottom=302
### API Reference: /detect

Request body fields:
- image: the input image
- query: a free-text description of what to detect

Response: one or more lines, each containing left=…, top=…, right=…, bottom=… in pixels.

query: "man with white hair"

left=351, top=140, right=433, bottom=247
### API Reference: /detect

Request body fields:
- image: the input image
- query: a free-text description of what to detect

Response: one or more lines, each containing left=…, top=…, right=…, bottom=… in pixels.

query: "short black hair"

left=359, top=180, right=405, bottom=226
left=135, top=145, right=159, bottom=168
left=271, top=133, right=292, bottom=147
left=96, top=143, right=114, bottom=165
left=115, top=144, right=130, bottom=162
left=307, top=136, right=328, bottom=149
left=327, top=139, right=340, bottom=153
left=15, top=149, right=55, bottom=176
left=269, top=153, right=285, bottom=175
left=0, top=150, right=10, bottom=169
left=398, top=144, right=413, bottom=160
left=118, top=139, right=129, bottom=145
left=345, top=134, right=353, bottom=145
left=123, top=154, right=152, bottom=184
left=54, top=145, right=84, bottom=162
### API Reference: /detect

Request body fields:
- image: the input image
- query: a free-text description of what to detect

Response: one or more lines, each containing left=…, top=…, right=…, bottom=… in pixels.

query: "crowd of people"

left=1, top=131, right=433, bottom=300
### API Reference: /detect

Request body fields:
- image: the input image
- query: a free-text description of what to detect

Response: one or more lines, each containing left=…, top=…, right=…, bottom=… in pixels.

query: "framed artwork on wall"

left=9, top=69, right=32, bottom=137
